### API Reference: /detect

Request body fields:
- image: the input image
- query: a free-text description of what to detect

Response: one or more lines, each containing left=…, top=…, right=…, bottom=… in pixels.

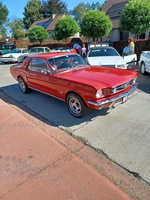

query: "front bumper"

left=0, top=57, right=17, bottom=63
left=87, top=83, right=138, bottom=109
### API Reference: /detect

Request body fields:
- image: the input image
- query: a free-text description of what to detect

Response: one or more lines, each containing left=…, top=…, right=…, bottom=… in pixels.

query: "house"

left=102, top=0, right=128, bottom=41
left=102, top=0, right=149, bottom=42
left=29, top=13, right=79, bottom=38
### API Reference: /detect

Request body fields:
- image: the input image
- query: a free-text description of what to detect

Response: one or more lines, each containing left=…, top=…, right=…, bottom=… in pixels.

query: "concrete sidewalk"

left=0, top=95, right=149, bottom=200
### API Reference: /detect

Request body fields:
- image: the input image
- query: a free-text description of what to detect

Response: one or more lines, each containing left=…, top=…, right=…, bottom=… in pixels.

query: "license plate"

left=122, top=96, right=128, bottom=103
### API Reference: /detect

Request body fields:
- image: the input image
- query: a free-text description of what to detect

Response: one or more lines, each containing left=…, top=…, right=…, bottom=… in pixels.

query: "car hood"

left=2, top=53, right=22, bottom=57
left=87, top=56, right=126, bottom=67
left=59, top=66, right=137, bottom=89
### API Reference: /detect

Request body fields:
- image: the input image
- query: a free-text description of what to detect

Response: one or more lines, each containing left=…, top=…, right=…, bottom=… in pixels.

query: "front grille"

left=112, top=79, right=135, bottom=94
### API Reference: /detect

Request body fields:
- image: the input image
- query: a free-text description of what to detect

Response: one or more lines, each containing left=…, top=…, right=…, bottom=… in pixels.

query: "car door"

left=122, top=46, right=137, bottom=67
left=26, top=58, right=54, bottom=94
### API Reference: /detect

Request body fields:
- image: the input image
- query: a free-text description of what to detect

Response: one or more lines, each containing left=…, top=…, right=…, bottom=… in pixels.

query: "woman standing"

left=128, top=37, right=135, bottom=53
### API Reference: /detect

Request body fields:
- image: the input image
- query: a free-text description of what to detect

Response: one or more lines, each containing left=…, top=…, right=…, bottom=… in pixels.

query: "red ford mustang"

left=10, top=52, right=138, bottom=118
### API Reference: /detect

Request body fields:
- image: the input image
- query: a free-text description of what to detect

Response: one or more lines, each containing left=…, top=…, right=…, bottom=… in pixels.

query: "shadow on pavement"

left=0, top=84, right=110, bottom=132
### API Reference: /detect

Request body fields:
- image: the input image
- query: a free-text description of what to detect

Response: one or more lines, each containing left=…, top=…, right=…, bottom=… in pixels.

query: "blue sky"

left=2, top=0, right=105, bottom=19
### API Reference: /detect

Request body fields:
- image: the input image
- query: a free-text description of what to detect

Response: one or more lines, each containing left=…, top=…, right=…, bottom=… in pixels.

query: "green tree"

left=0, top=2, right=8, bottom=38
left=23, top=0, right=43, bottom=30
left=0, top=2, right=8, bottom=26
left=41, top=0, right=68, bottom=18
left=28, top=26, right=49, bottom=44
left=80, top=10, right=112, bottom=42
left=120, top=0, right=150, bottom=38
left=53, top=15, right=79, bottom=41
left=14, top=29, right=26, bottom=40
left=8, top=18, right=25, bottom=38
left=0, top=26, right=7, bottom=38
left=70, top=2, right=101, bottom=25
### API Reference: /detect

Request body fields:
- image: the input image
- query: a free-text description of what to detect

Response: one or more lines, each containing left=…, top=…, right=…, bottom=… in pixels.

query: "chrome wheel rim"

left=19, top=78, right=26, bottom=92
left=69, top=97, right=81, bottom=115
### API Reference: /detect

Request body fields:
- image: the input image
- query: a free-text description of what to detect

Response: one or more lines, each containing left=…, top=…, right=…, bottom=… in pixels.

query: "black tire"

left=140, top=62, right=147, bottom=75
left=18, top=77, right=31, bottom=94
left=66, top=93, right=90, bottom=118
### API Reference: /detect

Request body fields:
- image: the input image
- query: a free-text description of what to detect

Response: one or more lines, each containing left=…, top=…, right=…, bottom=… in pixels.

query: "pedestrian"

left=106, top=36, right=113, bottom=46
left=73, top=43, right=82, bottom=55
left=128, top=37, right=135, bottom=53
left=81, top=43, right=87, bottom=58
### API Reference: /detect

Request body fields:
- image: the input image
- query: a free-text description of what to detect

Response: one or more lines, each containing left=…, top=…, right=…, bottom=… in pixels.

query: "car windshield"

left=88, top=48, right=119, bottom=57
left=0, top=45, right=15, bottom=50
left=29, top=48, right=44, bottom=53
left=51, top=47, right=71, bottom=52
left=10, top=49, right=22, bottom=53
left=48, top=54, right=89, bottom=73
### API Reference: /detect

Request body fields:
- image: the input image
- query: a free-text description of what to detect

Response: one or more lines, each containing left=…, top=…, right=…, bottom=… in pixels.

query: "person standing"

left=128, top=37, right=135, bottom=53
left=73, top=43, right=82, bottom=55
left=81, top=43, right=87, bottom=58
left=106, top=36, right=113, bottom=46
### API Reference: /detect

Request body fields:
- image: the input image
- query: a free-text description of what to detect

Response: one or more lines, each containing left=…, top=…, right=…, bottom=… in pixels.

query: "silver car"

left=138, top=51, right=150, bottom=74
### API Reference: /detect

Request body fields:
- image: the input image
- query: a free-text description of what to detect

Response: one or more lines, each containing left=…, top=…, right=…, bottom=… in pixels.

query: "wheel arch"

left=65, top=91, right=88, bottom=106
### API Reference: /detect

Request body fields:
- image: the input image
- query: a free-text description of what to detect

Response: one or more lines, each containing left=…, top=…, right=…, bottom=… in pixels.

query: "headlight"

left=96, top=89, right=102, bottom=98
left=117, top=64, right=127, bottom=68
left=132, top=78, right=136, bottom=84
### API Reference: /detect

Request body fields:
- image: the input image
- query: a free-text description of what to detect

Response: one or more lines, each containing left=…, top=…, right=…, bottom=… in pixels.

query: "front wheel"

left=18, top=77, right=31, bottom=94
left=66, top=93, right=90, bottom=118
left=140, top=62, right=147, bottom=75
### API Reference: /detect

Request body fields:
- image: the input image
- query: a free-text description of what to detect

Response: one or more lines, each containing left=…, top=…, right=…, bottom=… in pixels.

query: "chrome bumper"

left=87, top=83, right=138, bottom=108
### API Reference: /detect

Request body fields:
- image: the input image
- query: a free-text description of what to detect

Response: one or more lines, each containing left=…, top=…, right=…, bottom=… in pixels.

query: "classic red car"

left=10, top=52, right=138, bottom=118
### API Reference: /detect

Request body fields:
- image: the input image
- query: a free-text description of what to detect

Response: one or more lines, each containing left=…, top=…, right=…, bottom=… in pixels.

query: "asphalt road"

left=0, top=62, right=150, bottom=184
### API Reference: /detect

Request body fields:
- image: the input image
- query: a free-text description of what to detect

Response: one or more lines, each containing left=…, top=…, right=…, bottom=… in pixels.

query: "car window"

left=48, top=54, right=88, bottom=73
left=22, top=49, right=28, bottom=53
left=27, top=58, right=50, bottom=74
left=122, top=46, right=134, bottom=56
left=0, top=44, right=16, bottom=50
left=10, top=49, right=22, bottom=53
left=38, top=48, right=44, bottom=52
left=29, top=48, right=36, bottom=53
left=88, top=48, right=119, bottom=57
left=45, top=47, right=50, bottom=52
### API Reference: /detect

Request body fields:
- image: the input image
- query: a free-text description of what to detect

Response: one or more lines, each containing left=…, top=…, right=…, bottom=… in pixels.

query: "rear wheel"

left=67, top=93, right=90, bottom=118
left=140, top=62, right=147, bottom=75
left=18, top=77, right=31, bottom=94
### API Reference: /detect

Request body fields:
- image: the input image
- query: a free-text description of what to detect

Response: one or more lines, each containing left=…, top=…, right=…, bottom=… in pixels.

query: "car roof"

left=89, top=46, right=115, bottom=50
left=1, top=43, right=16, bottom=46
left=13, top=48, right=28, bottom=50
left=27, top=52, right=77, bottom=59
left=30, top=46, right=49, bottom=49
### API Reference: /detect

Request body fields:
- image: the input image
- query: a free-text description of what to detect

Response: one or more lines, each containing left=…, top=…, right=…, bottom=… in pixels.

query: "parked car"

left=138, top=51, right=150, bottom=74
left=122, top=46, right=137, bottom=67
left=0, top=48, right=28, bottom=63
left=18, top=46, right=51, bottom=63
left=10, top=52, right=138, bottom=118
left=0, top=43, right=16, bottom=55
left=50, top=47, right=77, bottom=53
left=87, top=46, right=137, bottom=69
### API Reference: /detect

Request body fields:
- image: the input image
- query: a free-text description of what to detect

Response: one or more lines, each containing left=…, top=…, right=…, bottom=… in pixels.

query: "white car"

left=0, top=48, right=28, bottom=63
left=18, top=46, right=51, bottom=63
left=87, top=46, right=137, bottom=69
left=138, top=51, right=150, bottom=74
